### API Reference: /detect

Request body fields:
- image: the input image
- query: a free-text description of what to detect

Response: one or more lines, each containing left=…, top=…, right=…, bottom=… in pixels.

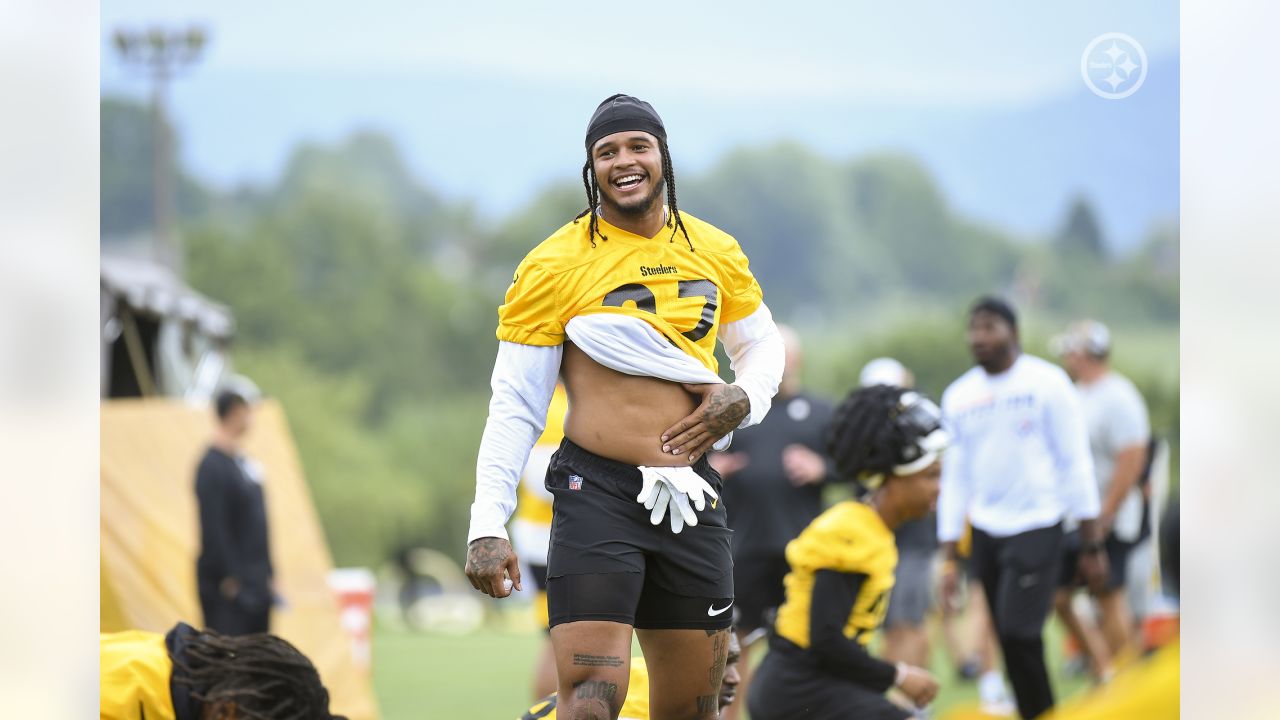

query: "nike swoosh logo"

left=707, top=601, right=733, bottom=616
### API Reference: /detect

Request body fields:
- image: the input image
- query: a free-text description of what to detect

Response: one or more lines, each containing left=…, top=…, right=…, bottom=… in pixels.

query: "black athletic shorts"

left=1058, top=530, right=1133, bottom=591
left=732, top=554, right=789, bottom=633
left=747, top=638, right=910, bottom=720
left=545, top=439, right=734, bottom=630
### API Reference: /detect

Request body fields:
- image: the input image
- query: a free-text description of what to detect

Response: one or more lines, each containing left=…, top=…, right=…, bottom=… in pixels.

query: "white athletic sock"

left=979, top=670, right=1009, bottom=703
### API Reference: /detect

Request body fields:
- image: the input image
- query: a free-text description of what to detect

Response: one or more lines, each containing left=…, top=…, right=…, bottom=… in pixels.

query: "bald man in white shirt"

left=937, top=297, right=1105, bottom=720
left=1053, top=320, right=1151, bottom=661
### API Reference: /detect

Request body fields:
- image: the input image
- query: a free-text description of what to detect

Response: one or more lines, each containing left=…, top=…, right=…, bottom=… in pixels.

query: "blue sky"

left=101, top=0, right=1179, bottom=247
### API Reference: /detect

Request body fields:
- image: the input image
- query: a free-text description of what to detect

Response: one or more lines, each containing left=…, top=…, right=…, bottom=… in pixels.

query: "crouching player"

left=748, top=385, right=946, bottom=719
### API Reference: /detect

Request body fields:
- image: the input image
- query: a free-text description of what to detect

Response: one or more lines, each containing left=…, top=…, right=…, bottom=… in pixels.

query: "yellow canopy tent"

left=101, top=397, right=379, bottom=719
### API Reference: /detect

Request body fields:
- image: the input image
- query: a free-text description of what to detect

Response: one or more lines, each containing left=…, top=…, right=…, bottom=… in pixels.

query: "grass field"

left=371, top=616, right=1091, bottom=719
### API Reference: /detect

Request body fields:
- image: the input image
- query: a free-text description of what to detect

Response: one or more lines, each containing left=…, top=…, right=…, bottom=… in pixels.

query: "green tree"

left=1055, top=196, right=1106, bottom=259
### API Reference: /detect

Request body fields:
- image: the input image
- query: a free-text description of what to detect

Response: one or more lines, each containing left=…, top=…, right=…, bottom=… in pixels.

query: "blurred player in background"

left=937, top=297, right=1104, bottom=719
left=710, top=326, right=838, bottom=720
left=511, top=383, right=570, bottom=699
left=100, top=622, right=344, bottom=719
left=519, top=620, right=742, bottom=720
left=1052, top=319, right=1152, bottom=667
left=748, top=385, right=945, bottom=719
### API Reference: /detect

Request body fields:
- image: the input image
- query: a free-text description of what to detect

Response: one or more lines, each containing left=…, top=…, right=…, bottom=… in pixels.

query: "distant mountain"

left=901, top=55, right=1179, bottom=253
left=103, top=54, right=1176, bottom=253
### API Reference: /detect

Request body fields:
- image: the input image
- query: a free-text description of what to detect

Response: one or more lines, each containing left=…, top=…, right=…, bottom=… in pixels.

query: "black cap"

left=585, top=93, right=666, bottom=151
left=970, top=295, right=1018, bottom=331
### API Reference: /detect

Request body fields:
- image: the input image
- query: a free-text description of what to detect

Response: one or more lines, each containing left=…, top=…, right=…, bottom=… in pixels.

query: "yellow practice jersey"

left=100, top=629, right=177, bottom=720
left=519, top=657, right=652, bottom=720
left=515, top=384, right=569, bottom=526
left=496, top=209, right=763, bottom=374
left=774, top=501, right=898, bottom=649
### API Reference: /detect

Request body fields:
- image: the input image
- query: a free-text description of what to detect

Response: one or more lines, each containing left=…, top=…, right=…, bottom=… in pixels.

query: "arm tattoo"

left=704, top=385, right=749, bottom=436
left=466, top=537, right=510, bottom=576
left=573, top=654, right=625, bottom=668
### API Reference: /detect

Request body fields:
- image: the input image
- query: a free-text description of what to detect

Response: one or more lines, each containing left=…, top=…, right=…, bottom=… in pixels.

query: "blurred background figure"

left=937, top=522, right=1010, bottom=715
left=509, top=383, right=569, bottom=700
left=196, top=384, right=276, bottom=635
left=1051, top=319, right=1153, bottom=674
left=937, top=297, right=1104, bottom=719
left=101, top=621, right=346, bottom=720
left=711, top=325, right=839, bottom=720
left=1040, top=498, right=1179, bottom=720
left=859, top=357, right=914, bottom=390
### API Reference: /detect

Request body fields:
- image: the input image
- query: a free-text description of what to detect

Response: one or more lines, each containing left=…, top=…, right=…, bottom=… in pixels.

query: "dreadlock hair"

left=173, top=628, right=341, bottom=720
left=573, top=137, right=693, bottom=251
left=825, top=384, right=913, bottom=489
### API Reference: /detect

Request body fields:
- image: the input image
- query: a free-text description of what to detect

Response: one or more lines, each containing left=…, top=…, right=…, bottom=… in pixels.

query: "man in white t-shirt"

left=1052, top=320, right=1151, bottom=660
left=937, top=297, right=1106, bottom=720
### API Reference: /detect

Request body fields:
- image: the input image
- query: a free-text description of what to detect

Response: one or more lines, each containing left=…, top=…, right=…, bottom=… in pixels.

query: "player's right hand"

left=465, top=537, right=522, bottom=598
left=896, top=665, right=940, bottom=708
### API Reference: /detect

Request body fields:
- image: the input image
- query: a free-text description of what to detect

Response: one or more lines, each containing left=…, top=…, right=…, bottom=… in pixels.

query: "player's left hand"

left=1078, top=546, right=1110, bottom=595
left=661, top=383, right=750, bottom=462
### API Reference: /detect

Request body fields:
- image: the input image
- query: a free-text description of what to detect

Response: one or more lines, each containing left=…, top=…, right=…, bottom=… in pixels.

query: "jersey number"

left=603, top=279, right=718, bottom=342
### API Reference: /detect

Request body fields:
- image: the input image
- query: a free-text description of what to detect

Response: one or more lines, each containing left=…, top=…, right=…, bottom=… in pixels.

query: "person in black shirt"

left=710, top=327, right=840, bottom=720
left=196, top=389, right=274, bottom=635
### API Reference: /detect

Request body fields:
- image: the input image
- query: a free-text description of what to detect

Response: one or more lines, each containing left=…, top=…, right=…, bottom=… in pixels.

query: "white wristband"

left=894, top=662, right=908, bottom=688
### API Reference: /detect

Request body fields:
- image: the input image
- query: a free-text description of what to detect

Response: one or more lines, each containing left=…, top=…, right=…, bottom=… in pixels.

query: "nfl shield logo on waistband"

left=568, top=474, right=584, bottom=490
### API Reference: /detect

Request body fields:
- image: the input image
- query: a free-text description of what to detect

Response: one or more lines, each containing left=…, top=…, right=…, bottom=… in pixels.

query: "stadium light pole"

left=112, top=25, right=207, bottom=277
